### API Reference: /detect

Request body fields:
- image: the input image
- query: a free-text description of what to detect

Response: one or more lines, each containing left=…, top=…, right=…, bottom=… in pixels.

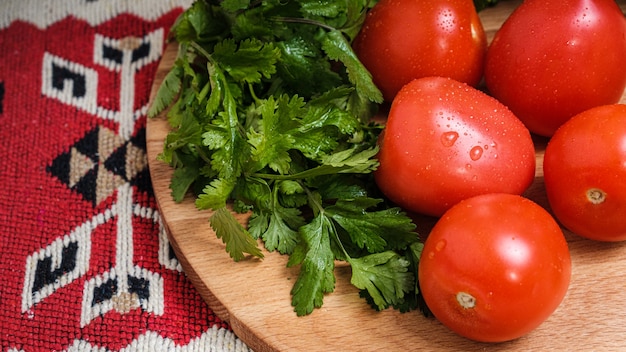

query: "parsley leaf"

left=170, top=163, right=199, bottom=202
left=210, top=207, right=264, bottom=261
left=349, top=251, right=414, bottom=311
left=327, top=198, right=416, bottom=253
left=212, top=38, right=280, bottom=84
left=148, top=64, right=182, bottom=118
left=321, top=30, right=383, bottom=105
left=247, top=95, right=303, bottom=174
left=288, top=213, right=336, bottom=316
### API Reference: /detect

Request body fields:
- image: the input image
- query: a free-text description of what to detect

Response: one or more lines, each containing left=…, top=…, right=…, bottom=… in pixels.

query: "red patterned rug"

left=0, top=1, right=250, bottom=350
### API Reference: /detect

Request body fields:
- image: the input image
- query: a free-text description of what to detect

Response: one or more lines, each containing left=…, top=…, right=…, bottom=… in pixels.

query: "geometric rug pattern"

left=0, top=1, right=251, bottom=350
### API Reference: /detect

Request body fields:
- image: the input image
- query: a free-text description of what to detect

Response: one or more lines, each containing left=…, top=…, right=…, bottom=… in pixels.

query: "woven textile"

left=0, top=1, right=251, bottom=351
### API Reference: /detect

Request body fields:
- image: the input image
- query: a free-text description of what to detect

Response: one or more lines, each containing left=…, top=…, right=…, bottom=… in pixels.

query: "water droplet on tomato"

left=469, top=146, right=483, bottom=161
left=440, top=131, right=459, bottom=147
left=435, top=239, right=446, bottom=252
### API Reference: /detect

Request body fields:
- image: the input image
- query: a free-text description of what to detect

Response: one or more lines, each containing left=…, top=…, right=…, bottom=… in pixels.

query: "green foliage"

left=150, top=0, right=423, bottom=315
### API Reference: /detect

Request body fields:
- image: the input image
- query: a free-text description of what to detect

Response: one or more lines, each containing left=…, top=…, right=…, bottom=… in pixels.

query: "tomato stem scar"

left=586, top=188, right=606, bottom=205
left=456, top=292, right=476, bottom=309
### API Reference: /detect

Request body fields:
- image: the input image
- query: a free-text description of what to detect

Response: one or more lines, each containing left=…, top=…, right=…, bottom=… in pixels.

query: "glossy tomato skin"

left=544, top=104, right=626, bottom=241
left=419, top=193, right=571, bottom=342
left=374, top=77, right=535, bottom=217
left=485, top=0, right=626, bottom=137
left=353, top=0, right=486, bottom=102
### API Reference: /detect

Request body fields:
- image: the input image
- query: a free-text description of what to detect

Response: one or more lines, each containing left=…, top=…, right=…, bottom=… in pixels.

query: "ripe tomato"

left=374, top=77, right=535, bottom=217
left=484, top=0, right=626, bottom=137
left=543, top=104, right=626, bottom=241
left=352, top=0, right=486, bottom=102
left=419, top=193, right=572, bottom=342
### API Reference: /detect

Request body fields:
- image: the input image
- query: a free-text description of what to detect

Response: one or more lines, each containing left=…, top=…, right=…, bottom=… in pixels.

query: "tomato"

left=419, top=193, right=571, bottom=342
left=484, top=0, right=626, bottom=137
left=543, top=104, right=626, bottom=241
left=352, top=0, right=486, bottom=102
left=374, top=77, right=535, bottom=217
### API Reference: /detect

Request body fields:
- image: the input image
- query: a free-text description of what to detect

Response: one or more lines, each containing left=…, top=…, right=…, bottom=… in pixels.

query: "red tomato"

left=352, top=0, right=486, bottom=102
left=544, top=104, right=626, bottom=241
left=419, top=193, right=572, bottom=342
left=374, top=77, right=535, bottom=217
left=485, top=0, right=626, bottom=137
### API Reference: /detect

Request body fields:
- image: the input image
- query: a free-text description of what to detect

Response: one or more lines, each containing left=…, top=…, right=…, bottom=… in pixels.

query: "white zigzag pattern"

left=65, top=326, right=253, bottom=352
left=0, top=0, right=194, bottom=30
left=5, top=326, right=252, bottom=352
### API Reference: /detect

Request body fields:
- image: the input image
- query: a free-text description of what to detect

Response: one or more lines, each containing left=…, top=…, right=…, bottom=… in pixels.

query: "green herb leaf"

left=247, top=95, right=304, bottom=174
left=221, top=0, right=251, bottom=12
left=210, top=207, right=264, bottom=261
left=170, top=164, right=199, bottom=202
left=349, top=251, right=414, bottom=311
left=300, top=0, right=344, bottom=18
left=196, top=178, right=236, bottom=210
left=174, top=0, right=229, bottom=44
left=288, top=214, right=336, bottom=316
left=327, top=197, right=418, bottom=253
left=321, top=30, right=383, bottom=104
left=213, top=38, right=281, bottom=84
left=259, top=204, right=303, bottom=254
left=148, top=64, right=182, bottom=118
left=275, top=37, right=343, bottom=98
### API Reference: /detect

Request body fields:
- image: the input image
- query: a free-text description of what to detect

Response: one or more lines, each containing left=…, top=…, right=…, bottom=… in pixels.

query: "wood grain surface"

left=147, top=1, right=626, bottom=350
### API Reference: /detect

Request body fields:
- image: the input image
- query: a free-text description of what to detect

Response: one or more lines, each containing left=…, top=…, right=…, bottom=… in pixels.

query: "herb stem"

left=248, top=82, right=261, bottom=104
left=301, top=181, right=324, bottom=217
left=252, top=165, right=351, bottom=181
left=330, top=218, right=352, bottom=261
left=189, top=41, right=213, bottom=61
left=194, top=145, right=213, bottom=165
left=272, top=16, right=337, bottom=32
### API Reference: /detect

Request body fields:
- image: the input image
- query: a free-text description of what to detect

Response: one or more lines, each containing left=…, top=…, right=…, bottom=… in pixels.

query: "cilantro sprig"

left=149, top=0, right=424, bottom=316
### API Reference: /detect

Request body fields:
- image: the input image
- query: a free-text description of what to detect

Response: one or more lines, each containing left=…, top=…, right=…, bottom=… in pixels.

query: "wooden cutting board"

left=147, top=1, right=626, bottom=350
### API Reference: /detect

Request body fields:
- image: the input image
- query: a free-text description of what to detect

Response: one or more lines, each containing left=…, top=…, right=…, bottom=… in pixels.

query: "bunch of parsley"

left=149, top=0, right=425, bottom=316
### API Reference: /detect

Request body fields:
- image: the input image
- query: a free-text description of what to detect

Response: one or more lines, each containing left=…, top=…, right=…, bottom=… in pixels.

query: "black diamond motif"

left=47, top=124, right=151, bottom=206
left=47, top=126, right=121, bottom=206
